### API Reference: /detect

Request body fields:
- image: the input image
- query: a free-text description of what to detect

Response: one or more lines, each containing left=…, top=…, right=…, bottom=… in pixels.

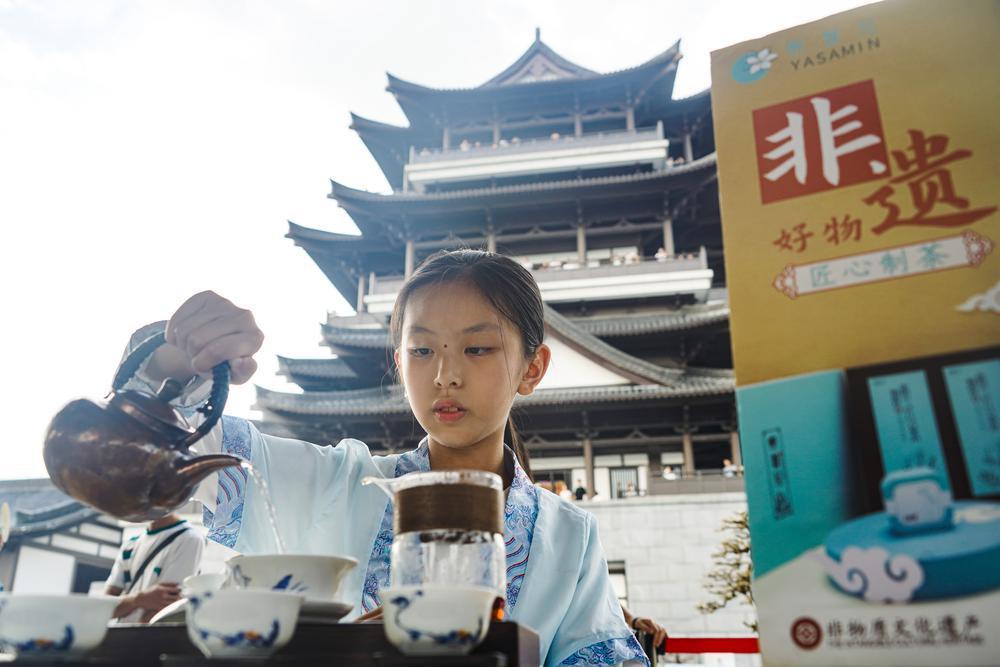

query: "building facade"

left=0, top=479, right=123, bottom=594
left=254, top=34, right=752, bottom=645
left=258, top=34, right=740, bottom=500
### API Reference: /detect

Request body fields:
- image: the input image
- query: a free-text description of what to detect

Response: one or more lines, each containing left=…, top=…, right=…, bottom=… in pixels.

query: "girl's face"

left=395, top=281, right=549, bottom=454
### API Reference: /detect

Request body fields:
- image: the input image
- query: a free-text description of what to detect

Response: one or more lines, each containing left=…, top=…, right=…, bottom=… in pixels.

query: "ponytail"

left=504, top=417, right=534, bottom=482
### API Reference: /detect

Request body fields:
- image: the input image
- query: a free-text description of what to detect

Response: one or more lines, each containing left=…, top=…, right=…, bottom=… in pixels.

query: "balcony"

left=362, top=252, right=713, bottom=314
left=403, top=124, right=669, bottom=192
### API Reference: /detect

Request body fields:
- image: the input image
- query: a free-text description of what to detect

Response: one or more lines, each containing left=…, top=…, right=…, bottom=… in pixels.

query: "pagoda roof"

left=329, top=153, right=716, bottom=233
left=544, top=305, right=685, bottom=384
left=286, top=222, right=404, bottom=306
left=0, top=478, right=100, bottom=540
left=320, top=305, right=729, bottom=353
left=350, top=85, right=712, bottom=190
left=334, top=152, right=714, bottom=204
left=255, top=375, right=733, bottom=417
left=277, top=356, right=366, bottom=392
left=278, top=356, right=357, bottom=380
left=349, top=113, right=435, bottom=190
left=573, top=304, right=730, bottom=337
left=322, top=323, right=390, bottom=350
left=482, top=32, right=599, bottom=86
left=386, top=39, right=682, bottom=128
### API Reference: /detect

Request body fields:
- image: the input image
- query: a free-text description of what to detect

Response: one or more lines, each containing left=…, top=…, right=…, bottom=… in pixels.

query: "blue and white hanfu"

left=120, top=324, right=648, bottom=667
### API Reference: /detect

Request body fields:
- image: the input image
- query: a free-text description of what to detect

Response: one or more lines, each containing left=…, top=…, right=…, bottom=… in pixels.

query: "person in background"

left=661, top=466, right=678, bottom=481
left=573, top=482, right=586, bottom=501
left=722, top=458, right=738, bottom=478
left=104, top=512, right=203, bottom=623
left=555, top=480, right=574, bottom=501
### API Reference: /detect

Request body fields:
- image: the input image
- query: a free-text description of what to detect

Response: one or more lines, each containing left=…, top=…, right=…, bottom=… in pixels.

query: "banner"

left=711, top=1, right=1000, bottom=664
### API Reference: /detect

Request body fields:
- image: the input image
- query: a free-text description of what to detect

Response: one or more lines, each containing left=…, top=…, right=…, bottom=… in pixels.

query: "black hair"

left=389, top=249, right=542, bottom=481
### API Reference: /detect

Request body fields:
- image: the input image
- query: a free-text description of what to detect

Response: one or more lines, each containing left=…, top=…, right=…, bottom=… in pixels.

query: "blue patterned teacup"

left=186, top=588, right=303, bottom=659
left=382, top=584, right=495, bottom=656
left=226, top=554, right=357, bottom=603
left=0, top=593, right=118, bottom=659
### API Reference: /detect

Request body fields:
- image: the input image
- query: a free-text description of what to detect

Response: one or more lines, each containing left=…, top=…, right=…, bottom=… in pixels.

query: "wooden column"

left=442, top=126, right=451, bottom=150
left=662, top=218, right=675, bottom=256
left=492, top=122, right=501, bottom=144
left=682, top=431, right=695, bottom=476
left=486, top=231, right=497, bottom=253
left=647, top=450, right=661, bottom=489
left=730, top=430, right=743, bottom=470
left=626, top=106, right=636, bottom=132
left=404, top=240, right=415, bottom=278
left=576, top=225, right=587, bottom=263
left=356, top=274, right=367, bottom=314
left=583, top=435, right=595, bottom=500
left=574, top=113, right=582, bottom=138
left=683, top=132, right=693, bottom=162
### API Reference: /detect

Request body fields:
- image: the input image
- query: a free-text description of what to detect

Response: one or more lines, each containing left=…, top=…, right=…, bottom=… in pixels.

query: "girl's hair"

left=389, top=249, right=543, bottom=481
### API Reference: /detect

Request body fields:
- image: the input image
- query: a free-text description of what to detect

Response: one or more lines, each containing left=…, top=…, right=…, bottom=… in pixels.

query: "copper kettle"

left=43, top=332, right=243, bottom=522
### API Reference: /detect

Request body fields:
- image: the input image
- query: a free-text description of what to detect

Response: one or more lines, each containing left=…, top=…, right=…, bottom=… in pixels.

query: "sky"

left=0, top=0, right=878, bottom=480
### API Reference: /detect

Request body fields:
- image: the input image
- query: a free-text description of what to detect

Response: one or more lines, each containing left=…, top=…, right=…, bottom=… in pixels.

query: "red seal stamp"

left=791, top=617, right=823, bottom=650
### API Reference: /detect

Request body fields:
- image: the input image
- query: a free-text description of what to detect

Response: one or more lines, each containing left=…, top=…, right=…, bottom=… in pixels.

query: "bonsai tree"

left=697, top=510, right=757, bottom=633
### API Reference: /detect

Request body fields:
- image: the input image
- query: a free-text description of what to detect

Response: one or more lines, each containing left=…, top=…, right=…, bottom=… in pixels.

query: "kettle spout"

left=177, top=454, right=244, bottom=486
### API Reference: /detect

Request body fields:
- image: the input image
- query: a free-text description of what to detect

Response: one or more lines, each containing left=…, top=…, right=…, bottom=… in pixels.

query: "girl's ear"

left=393, top=348, right=401, bottom=370
left=517, top=344, right=551, bottom=396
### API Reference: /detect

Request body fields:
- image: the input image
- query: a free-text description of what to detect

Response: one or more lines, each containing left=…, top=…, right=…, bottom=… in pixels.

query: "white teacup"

left=0, top=593, right=118, bottom=659
left=186, top=588, right=303, bottom=659
left=382, top=584, right=495, bottom=656
left=226, top=554, right=357, bottom=602
left=181, top=572, right=227, bottom=598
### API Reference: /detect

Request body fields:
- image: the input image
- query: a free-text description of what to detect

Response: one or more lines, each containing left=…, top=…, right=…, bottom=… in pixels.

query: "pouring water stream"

left=240, top=461, right=287, bottom=554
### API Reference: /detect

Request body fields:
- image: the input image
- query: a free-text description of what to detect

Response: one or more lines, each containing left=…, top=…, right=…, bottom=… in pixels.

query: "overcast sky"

left=0, top=0, right=876, bottom=480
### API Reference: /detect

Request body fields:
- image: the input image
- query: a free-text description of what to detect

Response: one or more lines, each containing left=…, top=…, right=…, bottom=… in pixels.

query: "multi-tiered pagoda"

left=256, top=33, right=738, bottom=499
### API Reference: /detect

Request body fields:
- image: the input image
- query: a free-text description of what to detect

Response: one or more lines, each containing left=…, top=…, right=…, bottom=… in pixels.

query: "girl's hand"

left=147, top=291, right=264, bottom=385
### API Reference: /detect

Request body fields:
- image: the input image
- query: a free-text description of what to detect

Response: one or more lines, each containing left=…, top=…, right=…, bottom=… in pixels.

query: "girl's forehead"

left=404, top=282, right=508, bottom=331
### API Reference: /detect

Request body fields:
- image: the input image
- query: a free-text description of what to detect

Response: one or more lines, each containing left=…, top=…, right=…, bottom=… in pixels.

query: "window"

left=534, top=469, right=571, bottom=494
left=609, top=466, right=640, bottom=498
left=607, top=560, right=628, bottom=608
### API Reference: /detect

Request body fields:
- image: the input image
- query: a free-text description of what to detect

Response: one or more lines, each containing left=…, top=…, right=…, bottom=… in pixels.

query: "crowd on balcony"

left=517, top=248, right=699, bottom=273
left=413, top=124, right=687, bottom=164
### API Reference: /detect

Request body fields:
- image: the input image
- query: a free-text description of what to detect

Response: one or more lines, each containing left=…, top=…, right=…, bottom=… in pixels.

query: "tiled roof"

left=330, top=152, right=716, bottom=204
left=543, top=306, right=684, bottom=384
left=386, top=40, right=680, bottom=94
left=277, top=356, right=358, bottom=380
left=321, top=304, right=729, bottom=351
left=574, top=305, right=730, bottom=336
left=0, top=479, right=98, bottom=538
left=255, top=375, right=733, bottom=416
left=321, top=324, right=390, bottom=350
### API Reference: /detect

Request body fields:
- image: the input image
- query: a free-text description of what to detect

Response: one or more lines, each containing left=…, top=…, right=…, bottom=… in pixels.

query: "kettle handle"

left=112, top=331, right=230, bottom=448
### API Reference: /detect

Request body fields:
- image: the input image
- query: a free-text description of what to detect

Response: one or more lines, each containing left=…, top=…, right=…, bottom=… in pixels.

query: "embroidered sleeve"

left=204, top=416, right=251, bottom=549
left=559, top=634, right=649, bottom=666
left=503, top=470, right=538, bottom=610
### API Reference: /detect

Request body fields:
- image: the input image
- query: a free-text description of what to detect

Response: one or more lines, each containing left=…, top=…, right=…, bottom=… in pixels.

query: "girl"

left=120, top=250, right=648, bottom=667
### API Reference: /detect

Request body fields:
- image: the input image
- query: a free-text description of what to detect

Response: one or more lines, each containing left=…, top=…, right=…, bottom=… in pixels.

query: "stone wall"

left=584, top=492, right=756, bottom=636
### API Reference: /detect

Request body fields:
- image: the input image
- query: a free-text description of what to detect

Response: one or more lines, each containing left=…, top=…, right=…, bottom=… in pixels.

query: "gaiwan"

left=818, top=467, right=1000, bottom=603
